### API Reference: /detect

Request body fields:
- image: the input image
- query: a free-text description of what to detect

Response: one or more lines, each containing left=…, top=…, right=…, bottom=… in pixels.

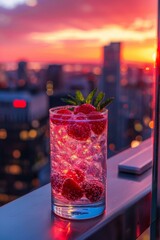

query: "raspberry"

left=67, top=115, right=91, bottom=141
left=67, top=168, right=84, bottom=183
left=82, top=180, right=104, bottom=202
left=88, top=111, right=107, bottom=135
left=51, top=173, right=65, bottom=193
left=51, top=109, right=72, bottom=125
left=74, top=104, right=96, bottom=115
left=62, top=178, right=83, bottom=201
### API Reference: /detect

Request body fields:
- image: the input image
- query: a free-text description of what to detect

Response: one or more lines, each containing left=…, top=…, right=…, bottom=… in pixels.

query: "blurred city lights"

left=121, top=78, right=128, bottom=86
left=5, top=165, right=22, bottom=175
left=131, top=140, right=140, bottom=148
left=0, top=194, right=9, bottom=202
left=149, top=120, right=154, bottom=129
left=135, top=135, right=143, bottom=142
left=12, top=150, right=21, bottom=159
left=14, top=181, right=27, bottom=190
left=46, top=81, right=54, bottom=96
left=134, top=123, right=143, bottom=132
left=120, top=65, right=127, bottom=74
left=19, top=130, right=28, bottom=140
left=13, top=99, right=27, bottom=108
left=93, top=67, right=101, bottom=75
left=63, top=65, right=74, bottom=72
left=74, top=64, right=82, bottom=72
left=109, top=143, right=115, bottom=151
left=145, top=66, right=150, bottom=71
left=0, top=129, right=7, bottom=139
left=32, top=179, right=39, bottom=188
left=28, top=129, right=37, bottom=138
left=143, top=116, right=151, bottom=126
left=32, top=120, right=40, bottom=128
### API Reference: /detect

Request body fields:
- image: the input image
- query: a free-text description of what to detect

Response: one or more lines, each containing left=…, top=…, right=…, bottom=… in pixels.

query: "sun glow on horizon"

left=26, top=21, right=156, bottom=64
left=30, top=24, right=155, bottom=45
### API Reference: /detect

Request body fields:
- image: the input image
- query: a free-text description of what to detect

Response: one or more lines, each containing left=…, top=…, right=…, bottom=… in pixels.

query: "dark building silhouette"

left=46, top=64, right=63, bottom=93
left=0, top=90, right=49, bottom=205
left=17, top=61, right=28, bottom=89
left=100, top=42, right=122, bottom=155
left=18, top=61, right=27, bottom=79
left=102, top=42, right=121, bottom=94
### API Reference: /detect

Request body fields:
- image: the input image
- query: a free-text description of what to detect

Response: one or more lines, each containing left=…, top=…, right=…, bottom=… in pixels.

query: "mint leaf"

left=61, top=98, right=77, bottom=105
left=94, top=92, right=105, bottom=107
left=99, top=97, right=114, bottom=110
left=67, top=94, right=76, bottom=100
left=75, top=90, right=85, bottom=104
left=67, top=94, right=79, bottom=104
left=61, top=88, right=114, bottom=109
left=86, top=88, right=97, bottom=104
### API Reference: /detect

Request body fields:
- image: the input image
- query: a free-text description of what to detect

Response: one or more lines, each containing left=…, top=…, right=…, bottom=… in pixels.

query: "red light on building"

left=13, top=99, right=27, bottom=108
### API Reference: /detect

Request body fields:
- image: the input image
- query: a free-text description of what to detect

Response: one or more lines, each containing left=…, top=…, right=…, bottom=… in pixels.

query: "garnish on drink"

left=50, top=89, right=113, bottom=219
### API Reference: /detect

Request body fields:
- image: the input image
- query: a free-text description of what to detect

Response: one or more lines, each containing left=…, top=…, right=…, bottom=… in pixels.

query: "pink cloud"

left=0, top=0, right=156, bottom=62
left=0, top=0, right=156, bottom=34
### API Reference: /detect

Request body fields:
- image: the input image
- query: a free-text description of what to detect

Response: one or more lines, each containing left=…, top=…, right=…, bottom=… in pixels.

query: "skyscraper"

left=17, top=61, right=28, bottom=89
left=100, top=42, right=123, bottom=155
left=46, top=64, right=63, bottom=93
left=101, top=42, right=121, bottom=98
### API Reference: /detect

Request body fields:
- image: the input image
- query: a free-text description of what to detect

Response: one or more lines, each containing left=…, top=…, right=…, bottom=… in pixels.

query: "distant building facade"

left=100, top=43, right=153, bottom=156
left=0, top=91, right=49, bottom=205
left=46, top=64, right=63, bottom=93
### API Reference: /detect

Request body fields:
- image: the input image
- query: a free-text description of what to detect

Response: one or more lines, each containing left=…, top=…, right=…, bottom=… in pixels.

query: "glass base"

left=52, top=200, right=105, bottom=220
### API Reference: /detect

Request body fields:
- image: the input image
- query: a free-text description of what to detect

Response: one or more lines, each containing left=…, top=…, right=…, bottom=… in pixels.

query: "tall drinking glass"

left=50, top=106, right=108, bottom=220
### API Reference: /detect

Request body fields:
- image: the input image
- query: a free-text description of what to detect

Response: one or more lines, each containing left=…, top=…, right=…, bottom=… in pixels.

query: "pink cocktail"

left=50, top=105, right=108, bottom=220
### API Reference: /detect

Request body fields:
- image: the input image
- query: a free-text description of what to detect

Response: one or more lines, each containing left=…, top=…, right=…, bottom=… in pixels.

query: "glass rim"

left=49, top=105, right=108, bottom=122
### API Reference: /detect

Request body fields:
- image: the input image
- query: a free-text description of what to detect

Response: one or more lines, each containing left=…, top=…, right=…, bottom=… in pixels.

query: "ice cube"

left=87, top=164, right=102, bottom=178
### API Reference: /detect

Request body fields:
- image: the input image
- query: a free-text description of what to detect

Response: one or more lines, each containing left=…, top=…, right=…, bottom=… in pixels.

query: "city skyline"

left=0, top=42, right=153, bottom=205
left=0, top=0, right=156, bottom=64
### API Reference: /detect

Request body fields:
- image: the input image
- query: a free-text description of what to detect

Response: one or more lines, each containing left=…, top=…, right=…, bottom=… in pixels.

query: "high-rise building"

left=17, top=61, right=28, bottom=89
left=100, top=42, right=123, bottom=156
left=101, top=42, right=121, bottom=95
left=46, top=64, right=63, bottom=94
left=0, top=90, right=49, bottom=205
left=100, top=44, right=153, bottom=156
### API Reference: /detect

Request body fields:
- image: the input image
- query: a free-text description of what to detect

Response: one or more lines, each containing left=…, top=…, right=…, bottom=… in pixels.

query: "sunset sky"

left=0, top=0, right=157, bottom=64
